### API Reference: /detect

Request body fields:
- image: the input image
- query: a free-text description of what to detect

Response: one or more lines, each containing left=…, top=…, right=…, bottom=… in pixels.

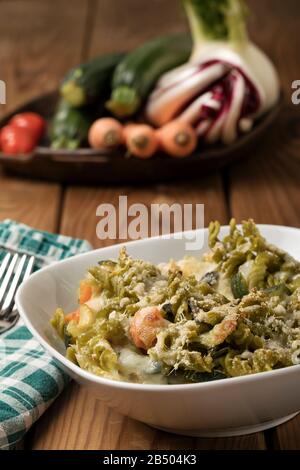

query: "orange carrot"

left=88, top=117, right=124, bottom=150
left=124, top=124, right=158, bottom=158
left=65, top=309, right=80, bottom=323
left=157, top=120, right=197, bottom=157
left=79, top=282, right=92, bottom=304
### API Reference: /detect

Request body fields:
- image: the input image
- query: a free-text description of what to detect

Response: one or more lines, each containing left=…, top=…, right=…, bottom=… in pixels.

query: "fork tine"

left=7, top=255, right=35, bottom=318
left=0, top=254, right=36, bottom=334
left=9, top=255, right=36, bottom=315
left=0, top=253, right=12, bottom=282
left=23, top=255, right=35, bottom=281
left=0, top=254, right=19, bottom=306
left=1, top=254, right=28, bottom=312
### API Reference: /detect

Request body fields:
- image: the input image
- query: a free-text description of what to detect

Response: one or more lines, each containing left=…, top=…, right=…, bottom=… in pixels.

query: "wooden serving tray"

left=0, top=90, right=282, bottom=184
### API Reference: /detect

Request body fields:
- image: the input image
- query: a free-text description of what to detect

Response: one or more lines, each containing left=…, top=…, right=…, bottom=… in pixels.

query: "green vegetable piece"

left=211, top=347, right=229, bottom=359
left=61, top=81, right=85, bottom=108
left=51, top=308, right=65, bottom=339
left=106, top=86, right=140, bottom=118
left=264, top=284, right=290, bottom=298
left=231, top=272, right=249, bottom=298
left=50, top=99, right=94, bottom=149
left=162, top=303, right=174, bottom=321
left=60, top=52, right=125, bottom=107
left=182, top=0, right=248, bottom=46
left=66, top=346, right=78, bottom=364
left=183, top=369, right=227, bottom=383
left=107, top=33, right=192, bottom=117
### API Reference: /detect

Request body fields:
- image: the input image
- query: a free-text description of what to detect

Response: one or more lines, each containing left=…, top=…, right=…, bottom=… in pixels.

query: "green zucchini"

left=63, top=324, right=73, bottom=348
left=50, top=100, right=94, bottom=149
left=264, top=284, right=290, bottom=298
left=106, top=33, right=192, bottom=117
left=182, top=370, right=227, bottom=383
left=162, top=303, right=174, bottom=321
left=231, top=272, right=249, bottom=299
left=60, top=52, right=125, bottom=107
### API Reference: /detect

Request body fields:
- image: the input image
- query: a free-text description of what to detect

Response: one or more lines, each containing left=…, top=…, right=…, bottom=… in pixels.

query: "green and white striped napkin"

left=0, top=220, right=92, bottom=450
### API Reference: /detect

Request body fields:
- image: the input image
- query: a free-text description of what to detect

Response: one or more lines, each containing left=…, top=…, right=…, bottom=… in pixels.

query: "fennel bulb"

left=146, top=0, right=280, bottom=145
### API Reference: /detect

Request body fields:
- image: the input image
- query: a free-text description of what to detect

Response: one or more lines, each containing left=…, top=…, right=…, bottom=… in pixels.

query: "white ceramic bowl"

left=16, top=225, right=300, bottom=437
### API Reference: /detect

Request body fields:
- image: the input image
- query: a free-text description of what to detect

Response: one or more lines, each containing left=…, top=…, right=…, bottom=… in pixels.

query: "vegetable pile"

left=0, top=0, right=280, bottom=159
left=146, top=0, right=280, bottom=145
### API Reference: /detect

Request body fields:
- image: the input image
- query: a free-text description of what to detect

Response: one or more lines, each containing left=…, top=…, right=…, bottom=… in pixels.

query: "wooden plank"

left=60, top=177, right=229, bottom=247
left=88, top=0, right=187, bottom=56
left=0, top=0, right=90, bottom=230
left=270, top=415, right=300, bottom=450
left=227, top=108, right=300, bottom=226
left=0, top=176, right=61, bottom=231
left=0, top=0, right=89, bottom=117
left=30, top=383, right=266, bottom=450
left=228, top=0, right=300, bottom=449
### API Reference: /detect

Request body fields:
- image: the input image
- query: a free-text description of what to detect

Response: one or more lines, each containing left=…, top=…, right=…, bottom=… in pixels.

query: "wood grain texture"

left=228, top=0, right=300, bottom=449
left=271, top=416, right=300, bottom=450
left=30, top=384, right=265, bottom=450
left=0, top=0, right=90, bottom=231
left=0, top=0, right=89, bottom=117
left=227, top=108, right=300, bottom=226
left=0, top=175, right=60, bottom=231
left=60, top=176, right=229, bottom=247
left=88, top=0, right=187, bottom=56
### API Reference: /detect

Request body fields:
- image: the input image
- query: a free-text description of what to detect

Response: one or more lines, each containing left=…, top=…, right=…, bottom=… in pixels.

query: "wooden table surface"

left=0, top=0, right=299, bottom=450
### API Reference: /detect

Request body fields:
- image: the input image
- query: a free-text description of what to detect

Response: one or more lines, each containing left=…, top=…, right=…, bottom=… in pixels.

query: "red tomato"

left=0, top=125, right=36, bottom=154
left=10, top=112, right=46, bottom=141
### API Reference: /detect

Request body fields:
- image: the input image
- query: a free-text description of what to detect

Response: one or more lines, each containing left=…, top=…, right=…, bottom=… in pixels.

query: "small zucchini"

left=106, top=33, right=192, bottom=117
left=60, top=52, right=125, bottom=107
left=50, top=99, right=94, bottom=149
left=264, top=284, right=290, bottom=297
left=183, top=370, right=227, bottom=383
left=231, top=272, right=249, bottom=299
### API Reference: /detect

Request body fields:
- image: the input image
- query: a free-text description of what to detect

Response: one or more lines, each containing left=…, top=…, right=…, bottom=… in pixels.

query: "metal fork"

left=0, top=253, right=35, bottom=334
